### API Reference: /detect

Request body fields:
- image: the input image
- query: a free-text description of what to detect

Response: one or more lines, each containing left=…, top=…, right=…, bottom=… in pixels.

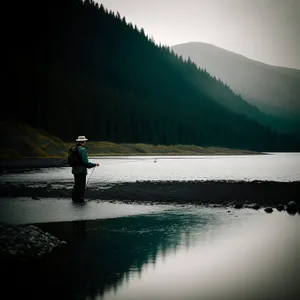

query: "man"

left=71, top=136, right=99, bottom=203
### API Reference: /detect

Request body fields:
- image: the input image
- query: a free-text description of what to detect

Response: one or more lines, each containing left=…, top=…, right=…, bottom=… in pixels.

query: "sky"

left=98, top=0, right=300, bottom=70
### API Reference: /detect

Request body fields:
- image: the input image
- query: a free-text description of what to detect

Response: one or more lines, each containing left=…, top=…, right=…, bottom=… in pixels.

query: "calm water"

left=1, top=152, right=299, bottom=299
left=4, top=204, right=300, bottom=300
left=1, top=153, right=300, bottom=188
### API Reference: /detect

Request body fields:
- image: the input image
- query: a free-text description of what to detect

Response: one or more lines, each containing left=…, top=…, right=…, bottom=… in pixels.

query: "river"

left=0, top=152, right=299, bottom=300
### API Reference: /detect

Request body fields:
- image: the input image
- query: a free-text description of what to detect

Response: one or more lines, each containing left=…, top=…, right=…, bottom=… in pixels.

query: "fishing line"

left=99, top=164, right=118, bottom=183
left=86, top=157, right=159, bottom=188
left=100, top=158, right=159, bottom=166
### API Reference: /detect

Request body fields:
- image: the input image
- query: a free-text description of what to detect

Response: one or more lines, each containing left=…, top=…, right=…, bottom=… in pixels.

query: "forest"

left=4, top=0, right=300, bottom=152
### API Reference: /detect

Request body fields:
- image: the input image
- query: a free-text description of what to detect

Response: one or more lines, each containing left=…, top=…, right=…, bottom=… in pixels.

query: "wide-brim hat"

left=76, top=136, right=88, bottom=142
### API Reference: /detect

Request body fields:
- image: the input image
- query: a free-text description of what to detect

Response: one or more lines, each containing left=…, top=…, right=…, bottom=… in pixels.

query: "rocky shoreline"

left=1, top=180, right=299, bottom=213
left=0, top=222, right=67, bottom=265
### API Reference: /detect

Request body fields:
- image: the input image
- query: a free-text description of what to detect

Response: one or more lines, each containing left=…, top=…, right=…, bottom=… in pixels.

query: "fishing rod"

left=86, top=166, right=96, bottom=189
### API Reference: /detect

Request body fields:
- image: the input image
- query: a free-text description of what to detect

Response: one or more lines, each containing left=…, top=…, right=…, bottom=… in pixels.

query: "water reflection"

left=4, top=211, right=211, bottom=299
left=102, top=212, right=300, bottom=300
left=3, top=210, right=300, bottom=300
left=0, top=198, right=168, bottom=224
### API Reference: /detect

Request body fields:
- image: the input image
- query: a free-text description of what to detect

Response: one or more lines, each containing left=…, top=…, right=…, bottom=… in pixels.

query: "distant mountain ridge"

left=171, top=42, right=300, bottom=121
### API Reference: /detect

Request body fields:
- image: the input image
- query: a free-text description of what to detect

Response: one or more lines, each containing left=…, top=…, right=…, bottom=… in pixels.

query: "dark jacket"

left=72, top=144, right=96, bottom=175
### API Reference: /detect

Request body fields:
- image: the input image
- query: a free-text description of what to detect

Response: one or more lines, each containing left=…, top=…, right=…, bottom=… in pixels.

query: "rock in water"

left=286, top=201, right=298, bottom=215
left=276, top=204, right=285, bottom=211
left=250, top=203, right=260, bottom=210
left=234, top=203, right=243, bottom=209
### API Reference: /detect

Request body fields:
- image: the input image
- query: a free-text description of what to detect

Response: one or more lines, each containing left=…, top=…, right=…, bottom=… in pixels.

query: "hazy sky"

left=98, top=0, right=300, bottom=69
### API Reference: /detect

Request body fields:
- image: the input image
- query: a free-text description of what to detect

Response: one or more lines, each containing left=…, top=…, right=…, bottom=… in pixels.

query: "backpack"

left=68, top=145, right=83, bottom=167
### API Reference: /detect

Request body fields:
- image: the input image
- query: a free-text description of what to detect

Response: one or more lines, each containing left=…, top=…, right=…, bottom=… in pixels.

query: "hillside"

left=0, top=120, right=261, bottom=160
left=0, top=119, right=67, bottom=159
left=4, top=0, right=300, bottom=152
left=172, top=42, right=300, bottom=136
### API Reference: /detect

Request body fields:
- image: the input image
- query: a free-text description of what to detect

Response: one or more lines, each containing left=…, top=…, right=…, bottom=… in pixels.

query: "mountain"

left=4, top=0, right=300, bottom=152
left=171, top=42, right=300, bottom=135
left=171, top=42, right=300, bottom=118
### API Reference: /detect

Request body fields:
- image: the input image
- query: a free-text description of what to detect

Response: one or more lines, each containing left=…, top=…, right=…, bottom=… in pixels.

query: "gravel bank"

left=0, top=223, right=67, bottom=265
left=1, top=179, right=299, bottom=205
left=0, top=180, right=299, bottom=214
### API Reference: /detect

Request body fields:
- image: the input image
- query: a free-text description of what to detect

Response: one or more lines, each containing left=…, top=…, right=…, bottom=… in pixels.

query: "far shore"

left=0, top=158, right=69, bottom=171
left=88, top=150, right=265, bottom=156
left=0, top=151, right=267, bottom=171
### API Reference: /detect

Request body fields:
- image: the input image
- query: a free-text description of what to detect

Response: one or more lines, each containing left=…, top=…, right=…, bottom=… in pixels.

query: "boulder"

left=286, top=201, right=298, bottom=215
left=276, top=204, right=285, bottom=212
left=287, top=201, right=296, bottom=207
left=250, top=203, right=260, bottom=210
left=234, top=203, right=243, bottom=209
left=264, top=207, right=273, bottom=213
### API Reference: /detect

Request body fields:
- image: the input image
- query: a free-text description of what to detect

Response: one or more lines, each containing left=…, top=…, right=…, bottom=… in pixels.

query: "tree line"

left=4, top=0, right=300, bottom=151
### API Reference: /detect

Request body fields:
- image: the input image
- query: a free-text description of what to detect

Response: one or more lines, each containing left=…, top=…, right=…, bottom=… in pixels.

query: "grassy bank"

left=0, top=120, right=67, bottom=159
left=86, top=141, right=261, bottom=156
left=0, top=120, right=262, bottom=159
